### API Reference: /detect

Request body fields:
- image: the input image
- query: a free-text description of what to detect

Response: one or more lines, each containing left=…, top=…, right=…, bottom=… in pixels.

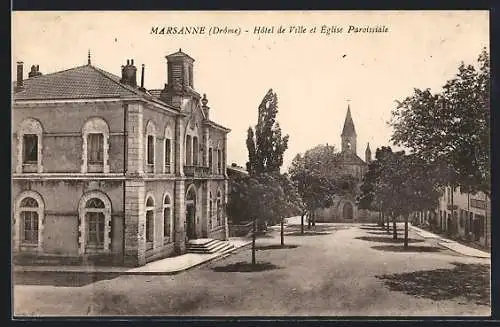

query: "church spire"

left=87, top=49, right=91, bottom=65
left=341, top=103, right=357, bottom=154
left=365, top=142, right=372, bottom=163
left=341, top=104, right=357, bottom=137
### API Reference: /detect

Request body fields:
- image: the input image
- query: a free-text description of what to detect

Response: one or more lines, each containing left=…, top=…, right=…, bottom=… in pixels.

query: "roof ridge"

left=18, top=64, right=89, bottom=82
left=89, top=65, right=143, bottom=96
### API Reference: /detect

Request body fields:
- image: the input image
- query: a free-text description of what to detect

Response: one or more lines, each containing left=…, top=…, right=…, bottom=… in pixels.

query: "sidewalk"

left=409, top=225, right=490, bottom=259
left=13, top=237, right=252, bottom=276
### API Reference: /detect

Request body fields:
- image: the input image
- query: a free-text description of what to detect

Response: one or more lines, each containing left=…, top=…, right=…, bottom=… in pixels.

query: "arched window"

left=163, top=193, right=173, bottom=243
left=209, top=192, right=213, bottom=230
left=17, top=118, right=43, bottom=173
left=78, top=191, right=111, bottom=254
left=164, top=126, right=173, bottom=174
left=145, top=121, right=156, bottom=173
left=81, top=117, right=110, bottom=173
left=14, top=191, right=44, bottom=250
left=192, top=136, right=199, bottom=166
left=145, top=195, right=155, bottom=248
left=216, top=190, right=222, bottom=226
left=185, top=135, right=192, bottom=166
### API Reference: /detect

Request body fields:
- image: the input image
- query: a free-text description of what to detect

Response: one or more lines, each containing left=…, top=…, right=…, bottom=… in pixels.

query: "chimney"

left=139, top=64, right=146, bottom=92
left=120, top=59, right=137, bottom=87
left=16, top=62, right=24, bottom=91
left=28, top=65, right=43, bottom=78
left=201, top=93, right=210, bottom=119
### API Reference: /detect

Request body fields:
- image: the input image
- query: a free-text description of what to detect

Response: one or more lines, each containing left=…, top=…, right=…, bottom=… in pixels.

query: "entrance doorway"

left=343, top=202, right=353, bottom=220
left=186, top=185, right=197, bottom=240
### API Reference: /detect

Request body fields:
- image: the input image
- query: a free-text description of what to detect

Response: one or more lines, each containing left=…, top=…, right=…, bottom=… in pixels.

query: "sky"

left=12, top=11, right=489, bottom=171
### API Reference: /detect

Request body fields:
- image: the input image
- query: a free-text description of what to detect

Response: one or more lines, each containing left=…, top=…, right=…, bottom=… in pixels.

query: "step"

left=186, top=240, right=234, bottom=254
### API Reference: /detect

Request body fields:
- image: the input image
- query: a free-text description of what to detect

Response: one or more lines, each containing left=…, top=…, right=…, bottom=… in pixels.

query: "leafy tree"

left=365, top=147, right=441, bottom=248
left=289, top=144, right=358, bottom=232
left=390, top=49, right=490, bottom=199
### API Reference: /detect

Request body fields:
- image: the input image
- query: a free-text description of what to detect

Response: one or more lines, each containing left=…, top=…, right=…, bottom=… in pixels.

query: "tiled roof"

left=337, top=151, right=367, bottom=166
left=166, top=49, right=194, bottom=61
left=13, top=64, right=173, bottom=109
left=148, top=89, right=163, bottom=98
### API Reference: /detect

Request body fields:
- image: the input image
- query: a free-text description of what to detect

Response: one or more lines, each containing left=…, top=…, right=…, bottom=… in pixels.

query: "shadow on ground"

left=13, top=271, right=121, bottom=287
left=211, top=261, right=281, bottom=273
left=256, top=244, right=299, bottom=250
left=356, top=236, right=425, bottom=244
left=359, top=227, right=405, bottom=232
left=285, top=231, right=331, bottom=236
left=286, top=224, right=348, bottom=232
left=367, top=231, right=393, bottom=235
left=371, top=245, right=443, bottom=253
left=376, top=262, right=490, bottom=306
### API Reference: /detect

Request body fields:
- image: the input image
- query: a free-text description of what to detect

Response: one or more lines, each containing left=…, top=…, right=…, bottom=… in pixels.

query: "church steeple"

left=365, top=142, right=372, bottom=163
left=341, top=104, right=357, bottom=154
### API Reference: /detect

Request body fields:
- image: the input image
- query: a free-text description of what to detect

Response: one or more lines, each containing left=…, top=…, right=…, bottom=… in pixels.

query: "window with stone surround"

left=145, top=195, right=155, bottom=249
left=208, top=147, right=213, bottom=173
left=14, top=191, right=45, bottom=251
left=193, top=136, right=199, bottom=166
left=145, top=121, right=156, bottom=174
left=163, top=193, right=172, bottom=243
left=217, top=149, right=222, bottom=174
left=216, top=190, right=222, bottom=226
left=185, top=135, right=192, bottom=166
left=78, top=192, right=112, bottom=254
left=209, top=192, right=213, bottom=230
left=81, top=117, right=110, bottom=173
left=164, top=126, right=173, bottom=174
left=17, top=118, right=43, bottom=173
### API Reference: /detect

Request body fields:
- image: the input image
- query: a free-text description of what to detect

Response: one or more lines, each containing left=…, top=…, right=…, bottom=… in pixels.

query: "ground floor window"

left=22, top=211, right=39, bottom=245
left=86, top=212, right=105, bottom=249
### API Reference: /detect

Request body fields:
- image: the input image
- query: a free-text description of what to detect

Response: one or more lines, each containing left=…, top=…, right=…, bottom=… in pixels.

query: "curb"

left=14, top=241, right=253, bottom=276
left=437, top=242, right=490, bottom=259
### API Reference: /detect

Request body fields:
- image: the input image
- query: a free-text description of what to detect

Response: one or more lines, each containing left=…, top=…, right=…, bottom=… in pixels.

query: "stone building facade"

left=315, top=105, right=376, bottom=222
left=12, top=50, right=230, bottom=267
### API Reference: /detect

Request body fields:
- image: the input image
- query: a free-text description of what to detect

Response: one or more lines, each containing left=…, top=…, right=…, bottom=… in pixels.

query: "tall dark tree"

left=246, top=89, right=289, bottom=175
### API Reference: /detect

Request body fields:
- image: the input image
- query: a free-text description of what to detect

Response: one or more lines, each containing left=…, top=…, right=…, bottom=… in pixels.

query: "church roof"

left=337, top=150, right=367, bottom=166
left=341, top=105, right=357, bottom=136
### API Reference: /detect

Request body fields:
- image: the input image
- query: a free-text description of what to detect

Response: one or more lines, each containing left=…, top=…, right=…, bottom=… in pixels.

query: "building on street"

left=12, top=49, right=231, bottom=267
left=315, top=105, right=377, bottom=223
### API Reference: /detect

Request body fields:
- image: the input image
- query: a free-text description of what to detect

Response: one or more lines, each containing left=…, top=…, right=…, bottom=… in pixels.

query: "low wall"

left=229, top=221, right=253, bottom=237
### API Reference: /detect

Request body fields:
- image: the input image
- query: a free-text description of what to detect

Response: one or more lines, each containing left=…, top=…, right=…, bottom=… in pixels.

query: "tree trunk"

left=392, top=214, right=398, bottom=239
left=308, top=210, right=312, bottom=229
left=312, top=210, right=316, bottom=227
left=280, top=218, right=284, bottom=246
left=385, top=212, right=390, bottom=233
left=301, top=213, right=305, bottom=235
left=252, top=218, right=256, bottom=265
left=404, top=213, right=409, bottom=249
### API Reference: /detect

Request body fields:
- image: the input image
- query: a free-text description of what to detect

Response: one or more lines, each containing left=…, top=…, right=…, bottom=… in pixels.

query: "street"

left=13, top=220, right=490, bottom=316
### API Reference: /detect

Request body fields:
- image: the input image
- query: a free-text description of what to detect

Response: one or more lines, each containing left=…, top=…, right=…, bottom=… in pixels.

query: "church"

left=315, top=105, right=376, bottom=222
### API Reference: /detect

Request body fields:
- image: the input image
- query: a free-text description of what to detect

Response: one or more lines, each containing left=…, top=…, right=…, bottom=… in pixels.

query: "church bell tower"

left=341, top=104, right=357, bottom=154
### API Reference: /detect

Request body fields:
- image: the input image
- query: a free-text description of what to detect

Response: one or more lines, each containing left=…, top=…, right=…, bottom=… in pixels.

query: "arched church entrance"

left=343, top=202, right=353, bottom=220
left=185, top=185, right=197, bottom=240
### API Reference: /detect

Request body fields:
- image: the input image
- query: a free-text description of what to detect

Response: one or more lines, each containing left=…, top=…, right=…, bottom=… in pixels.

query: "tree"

left=289, top=144, right=358, bottom=232
left=246, top=89, right=289, bottom=176
left=238, top=89, right=297, bottom=262
left=363, top=147, right=441, bottom=248
left=390, top=49, right=490, bottom=197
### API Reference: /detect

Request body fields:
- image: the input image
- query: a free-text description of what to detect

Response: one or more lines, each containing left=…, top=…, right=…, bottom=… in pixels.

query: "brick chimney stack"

left=138, top=64, right=146, bottom=92
left=120, top=59, right=137, bottom=87
left=16, top=62, right=24, bottom=91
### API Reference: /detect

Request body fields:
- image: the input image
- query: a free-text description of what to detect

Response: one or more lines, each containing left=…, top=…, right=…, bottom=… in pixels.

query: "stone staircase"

left=186, top=238, right=235, bottom=254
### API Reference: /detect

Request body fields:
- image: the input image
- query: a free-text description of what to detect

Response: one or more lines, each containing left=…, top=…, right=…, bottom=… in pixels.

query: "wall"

left=12, top=179, right=124, bottom=256
left=13, top=102, right=125, bottom=173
